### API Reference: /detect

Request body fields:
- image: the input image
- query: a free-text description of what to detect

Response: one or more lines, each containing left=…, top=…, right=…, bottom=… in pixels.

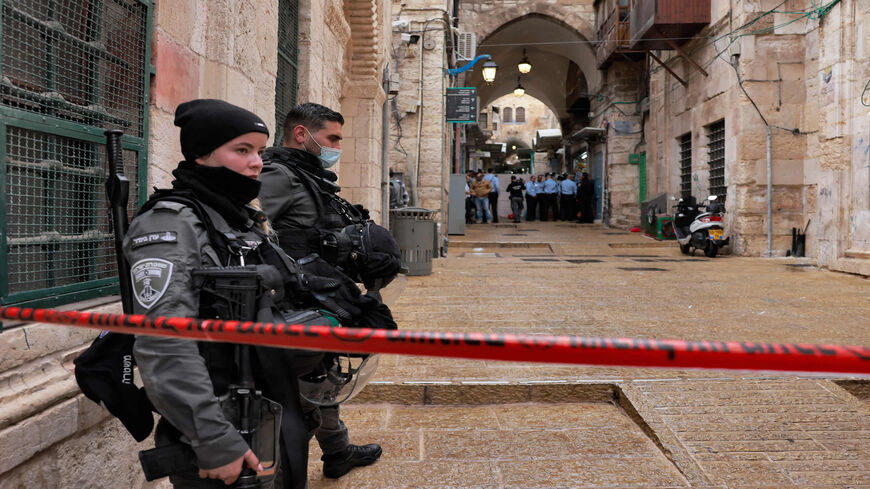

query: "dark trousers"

left=539, top=194, right=554, bottom=221
left=525, top=195, right=537, bottom=221
left=488, top=192, right=499, bottom=222
left=560, top=195, right=576, bottom=221
left=465, top=196, right=475, bottom=223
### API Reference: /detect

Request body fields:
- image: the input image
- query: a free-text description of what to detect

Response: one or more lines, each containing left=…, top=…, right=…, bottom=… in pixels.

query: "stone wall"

left=641, top=0, right=868, bottom=271
left=489, top=93, right=559, bottom=151
left=811, top=1, right=870, bottom=275
left=590, top=61, right=645, bottom=228
left=388, top=2, right=451, bottom=214
left=1, top=1, right=280, bottom=487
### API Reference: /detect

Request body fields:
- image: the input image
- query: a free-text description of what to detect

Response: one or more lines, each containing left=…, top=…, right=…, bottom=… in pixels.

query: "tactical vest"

left=267, top=159, right=366, bottom=265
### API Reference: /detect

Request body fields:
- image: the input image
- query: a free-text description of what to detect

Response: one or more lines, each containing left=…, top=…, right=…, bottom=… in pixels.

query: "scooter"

left=671, top=195, right=729, bottom=257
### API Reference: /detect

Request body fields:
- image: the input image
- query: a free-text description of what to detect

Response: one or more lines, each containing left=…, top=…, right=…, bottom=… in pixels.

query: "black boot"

left=322, top=443, right=383, bottom=478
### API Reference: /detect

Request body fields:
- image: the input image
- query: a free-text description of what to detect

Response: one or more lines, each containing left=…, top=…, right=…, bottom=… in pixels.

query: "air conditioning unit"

left=456, top=32, right=476, bottom=60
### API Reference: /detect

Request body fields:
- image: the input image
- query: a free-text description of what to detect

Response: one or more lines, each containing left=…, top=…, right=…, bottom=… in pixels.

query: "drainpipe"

left=766, top=125, right=772, bottom=257
left=602, top=122, right=610, bottom=227
left=381, top=63, right=391, bottom=228
left=411, top=29, right=425, bottom=208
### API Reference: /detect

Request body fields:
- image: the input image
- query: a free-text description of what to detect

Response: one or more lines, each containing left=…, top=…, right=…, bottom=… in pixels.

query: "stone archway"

left=337, top=0, right=388, bottom=220
left=459, top=2, right=601, bottom=95
left=459, top=10, right=600, bottom=136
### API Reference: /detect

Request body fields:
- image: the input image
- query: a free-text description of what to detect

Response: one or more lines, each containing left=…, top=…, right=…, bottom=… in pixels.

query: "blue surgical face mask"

left=304, top=127, right=342, bottom=169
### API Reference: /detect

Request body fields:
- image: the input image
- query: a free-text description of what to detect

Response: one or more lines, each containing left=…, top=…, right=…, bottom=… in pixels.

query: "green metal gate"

left=274, top=0, right=298, bottom=146
left=0, top=0, right=153, bottom=309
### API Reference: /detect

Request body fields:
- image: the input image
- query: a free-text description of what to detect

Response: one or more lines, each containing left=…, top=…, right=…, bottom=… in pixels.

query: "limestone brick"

left=156, top=0, right=200, bottom=46
left=225, top=69, right=257, bottom=110
left=152, top=30, right=200, bottom=114
left=199, top=60, right=227, bottom=100
left=340, top=162, right=362, bottom=188
left=203, top=0, right=234, bottom=64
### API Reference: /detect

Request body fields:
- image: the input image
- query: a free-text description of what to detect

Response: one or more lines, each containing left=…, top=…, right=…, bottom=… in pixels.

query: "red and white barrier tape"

left=2, top=306, right=869, bottom=375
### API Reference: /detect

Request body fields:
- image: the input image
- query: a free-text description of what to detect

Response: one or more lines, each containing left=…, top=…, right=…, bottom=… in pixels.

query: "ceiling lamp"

left=481, top=60, right=498, bottom=84
left=513, top=77, right=525, bottom=97
left=517, top=48, right=532, bottom=74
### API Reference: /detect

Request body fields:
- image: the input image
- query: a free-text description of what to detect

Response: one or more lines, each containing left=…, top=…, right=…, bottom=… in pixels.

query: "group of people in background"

left=465, top=169, right=595, bottom=224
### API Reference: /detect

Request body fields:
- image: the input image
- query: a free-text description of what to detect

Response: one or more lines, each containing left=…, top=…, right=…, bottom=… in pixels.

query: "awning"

left=534, top=128, right=562, bottom=149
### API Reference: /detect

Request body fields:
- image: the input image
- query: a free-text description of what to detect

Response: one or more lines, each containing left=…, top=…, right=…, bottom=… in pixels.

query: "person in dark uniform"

left=259, top=103, right=398, bottom=480
left=577, top=172, right=595, bottom=222
left=127, top=99, right=339, bottom=488
left=506, top=175, right=525, bottom=223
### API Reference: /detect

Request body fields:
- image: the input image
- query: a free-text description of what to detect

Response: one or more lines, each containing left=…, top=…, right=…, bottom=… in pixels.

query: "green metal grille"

left=706, top=120, right=726, bottom=202
left=274, top=0, right=299, bottom=146
left=1, top=0, right=151, bottom=309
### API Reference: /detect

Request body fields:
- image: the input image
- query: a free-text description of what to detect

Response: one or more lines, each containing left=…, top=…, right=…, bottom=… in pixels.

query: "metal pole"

left=381, top=63, right=391, bottom=228
left=766, top=125, right=772, bottom=257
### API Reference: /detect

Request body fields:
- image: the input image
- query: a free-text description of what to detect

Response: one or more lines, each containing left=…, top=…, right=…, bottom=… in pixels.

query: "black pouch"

left=138, top=443, right=197, bottom=481
left=73, top=331, right=155, bottom=441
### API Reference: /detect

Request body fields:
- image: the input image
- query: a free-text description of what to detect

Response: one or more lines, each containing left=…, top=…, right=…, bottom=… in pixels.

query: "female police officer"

left=126, top=99, right=328, bottom=488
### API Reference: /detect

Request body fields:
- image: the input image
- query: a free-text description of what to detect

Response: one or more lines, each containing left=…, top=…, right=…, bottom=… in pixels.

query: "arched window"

left=503, top=107, right=513, bottom=122
left=515, top=107, right=526, bottom=123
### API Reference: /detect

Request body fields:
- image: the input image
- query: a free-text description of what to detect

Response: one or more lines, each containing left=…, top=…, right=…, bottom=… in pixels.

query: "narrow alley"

left=308, top=222, right=870, bottom=488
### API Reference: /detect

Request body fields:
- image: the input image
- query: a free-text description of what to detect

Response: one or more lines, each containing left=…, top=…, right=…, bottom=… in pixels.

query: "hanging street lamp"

left=513, top=76, right=525, bottom=97
left=518, top=48, right=532, bottom=74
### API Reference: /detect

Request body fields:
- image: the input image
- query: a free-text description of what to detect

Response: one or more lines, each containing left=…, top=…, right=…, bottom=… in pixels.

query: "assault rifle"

left=192, top=266, right=282, bottom=488
left=138, top=267, right=281, bottom=486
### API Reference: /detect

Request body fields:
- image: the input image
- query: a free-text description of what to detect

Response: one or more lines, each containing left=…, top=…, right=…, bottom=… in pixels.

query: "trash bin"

left=390, top=207, right=438, bottom=276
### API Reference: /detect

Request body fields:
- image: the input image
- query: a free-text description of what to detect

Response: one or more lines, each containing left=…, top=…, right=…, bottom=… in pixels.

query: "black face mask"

left=171, top=160, right=262, bottom=227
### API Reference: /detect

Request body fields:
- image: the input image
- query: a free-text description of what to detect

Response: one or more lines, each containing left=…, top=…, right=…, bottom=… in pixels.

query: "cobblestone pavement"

left=308, top=222, right=870, bottom=488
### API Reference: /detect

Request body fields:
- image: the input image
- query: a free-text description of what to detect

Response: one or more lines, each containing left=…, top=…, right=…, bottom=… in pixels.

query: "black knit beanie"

left=174, top=99, right=270, bottom=161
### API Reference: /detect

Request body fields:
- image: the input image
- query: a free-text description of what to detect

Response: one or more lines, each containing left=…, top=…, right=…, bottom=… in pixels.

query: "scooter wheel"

left=704, top=241, right=719, bottom=258
left=679, top=243, right=691, bottom=255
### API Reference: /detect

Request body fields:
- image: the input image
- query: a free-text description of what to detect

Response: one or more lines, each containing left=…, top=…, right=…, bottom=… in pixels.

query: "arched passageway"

left=461, top=13, right=601, bottom=135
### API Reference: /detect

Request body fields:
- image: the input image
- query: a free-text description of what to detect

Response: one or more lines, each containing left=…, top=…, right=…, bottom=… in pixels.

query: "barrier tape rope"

left=2, top=306, right=869, bottom=375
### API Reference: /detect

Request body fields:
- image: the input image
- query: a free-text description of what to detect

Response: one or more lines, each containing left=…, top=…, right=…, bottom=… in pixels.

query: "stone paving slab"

left=623, top=379, right=870, bottom=487
left=305, top=223, right=870, bottom=488
left=308, top=402, right=688, bottom=489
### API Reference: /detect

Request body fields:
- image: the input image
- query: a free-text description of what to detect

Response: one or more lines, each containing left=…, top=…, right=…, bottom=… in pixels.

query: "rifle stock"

left=104, top=129, right=134, bottom=313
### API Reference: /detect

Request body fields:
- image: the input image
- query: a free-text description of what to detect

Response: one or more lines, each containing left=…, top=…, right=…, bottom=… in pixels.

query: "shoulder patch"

left=131, top=258, right=174, bottom=309
left=130, top=231, right=178, bottom=249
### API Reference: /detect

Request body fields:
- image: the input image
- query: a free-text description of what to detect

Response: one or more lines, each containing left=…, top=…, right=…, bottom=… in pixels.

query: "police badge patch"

left=131, top=258, right=174, bottom=309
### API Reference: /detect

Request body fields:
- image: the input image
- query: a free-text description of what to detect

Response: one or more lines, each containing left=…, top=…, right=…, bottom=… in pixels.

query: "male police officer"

left=258, top=103, right=395, bottom=479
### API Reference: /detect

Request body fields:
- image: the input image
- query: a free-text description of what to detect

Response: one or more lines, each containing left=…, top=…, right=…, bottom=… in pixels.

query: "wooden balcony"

left=595, top=4, right=644, bottom=68
left=629, top=0, right=710, bottom=50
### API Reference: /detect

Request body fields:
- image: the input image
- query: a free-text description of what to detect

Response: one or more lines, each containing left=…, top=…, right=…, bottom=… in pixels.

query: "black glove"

left=353, top=204, right=370, bottom=220
left=357, top=300, right=398, bottom=330
left=359, top=252, right=403, bottom=289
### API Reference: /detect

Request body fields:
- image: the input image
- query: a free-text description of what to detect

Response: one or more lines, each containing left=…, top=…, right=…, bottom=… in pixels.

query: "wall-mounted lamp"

left=481, top=60, right=498, bottom=85
left=518, top=48, right=532, bottom=74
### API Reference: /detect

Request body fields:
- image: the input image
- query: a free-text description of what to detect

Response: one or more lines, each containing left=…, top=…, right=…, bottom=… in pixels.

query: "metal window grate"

left=2, top=0, right=148, bottom=136
left=1, top=0, right=150, bottom=308
left=679, top=132, right=692, bottom=197
left=515, top=106, right=525, bottom=123
left=502, top=107, right=512, bottom=123
left=274, top=0, right=299, bottom=146
left=706, top=120, right=726, bottom=201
